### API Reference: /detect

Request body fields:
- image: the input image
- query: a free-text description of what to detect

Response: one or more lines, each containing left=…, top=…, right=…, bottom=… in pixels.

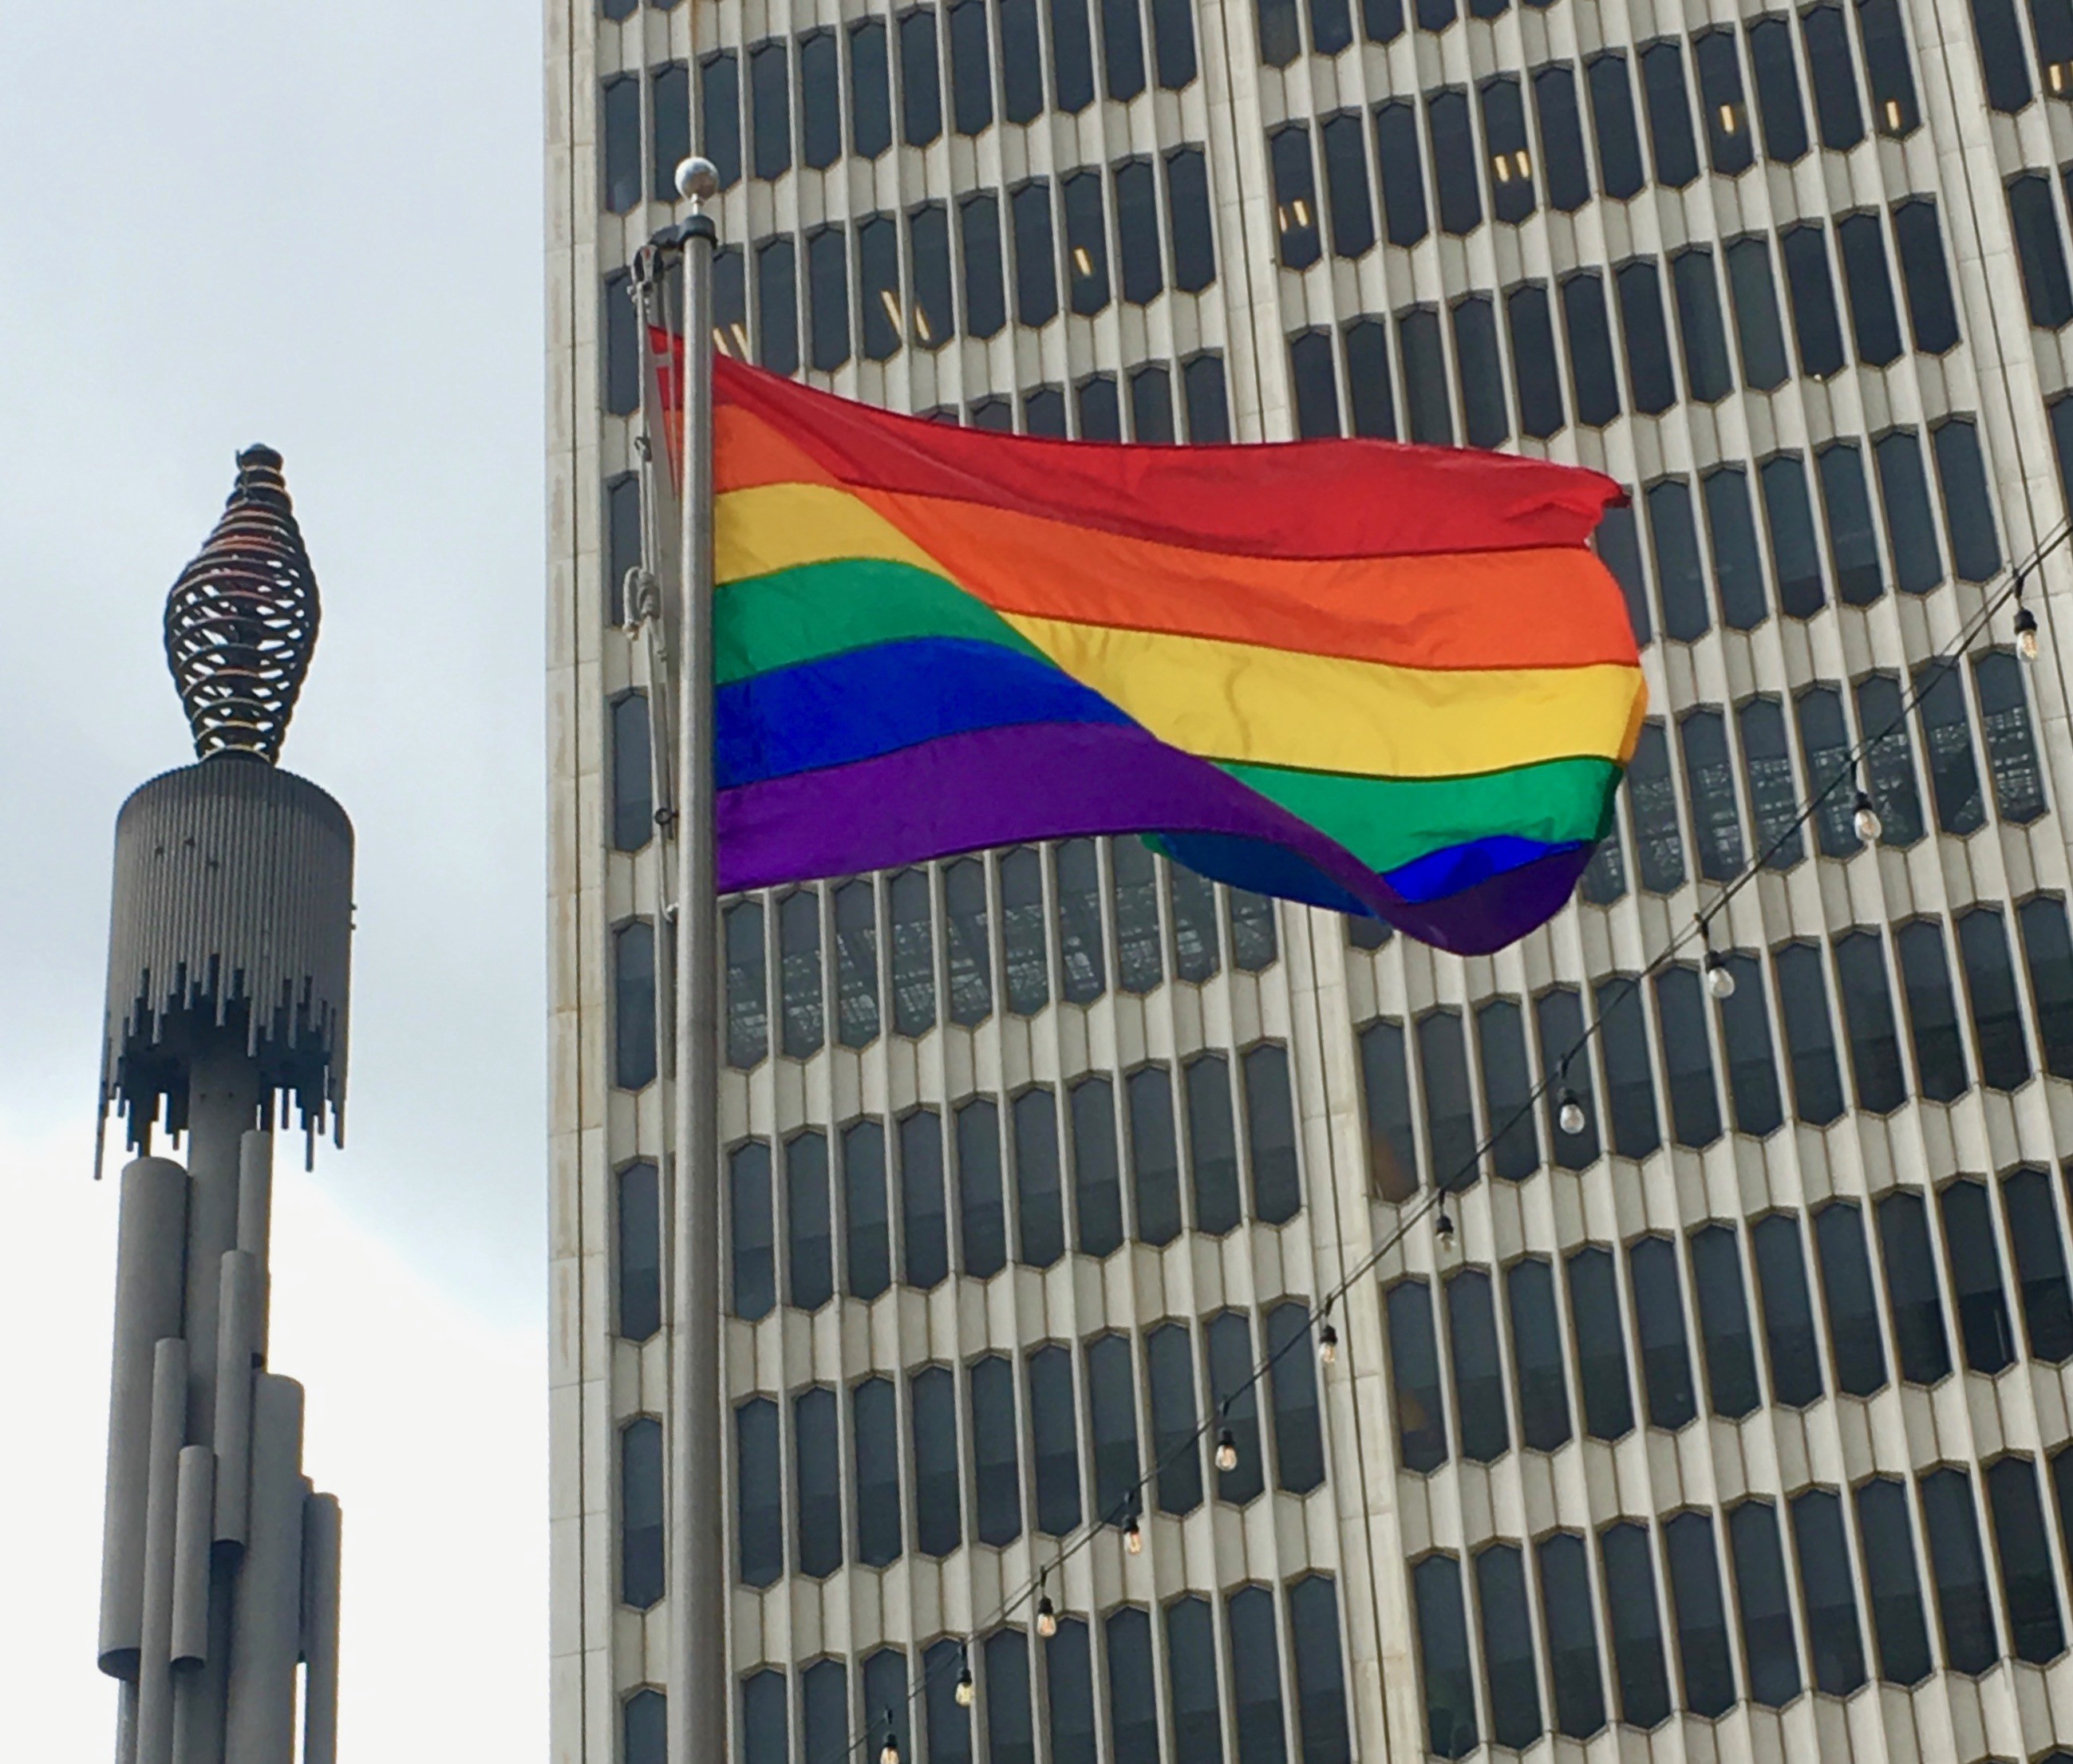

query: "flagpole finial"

left=675, top=156, right=719, bottom=211
left=163, top=446, right=322, bottom=765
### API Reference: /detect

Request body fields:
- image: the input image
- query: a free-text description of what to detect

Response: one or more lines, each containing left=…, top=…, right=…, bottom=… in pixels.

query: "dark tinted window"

left=2020, top=897, right=2073, bottom=1073
left=1243, top=1044, right=1301, bottom=1222
left=794, top=1386, right=842, bottom=1577
left=1586, top=53, right=1645, bottom=199
left=898, top=9, right=942, bottom=144
left=1878, top=1189, right=1952, bottom=1383
left=614, top=921, right=657, bottom=1089
left=1186, top=1054, right=1241, bottom=1234
left=1165, top=148, right=1216, bottom=294
left=852, top=1375, right=901, bottom=1566
left=1630, top=1235, right=1697, bottom=1429
left=1568, top=1245, right=1634, bottom=1438
left=888, top=870, right=934, bottom=1036
left=984, top=1630, right=1033, bottom=1764
left=798, top=34, right=839, bottom=169
left=1071, top=1077, right=1123, bottom=1258
left=625, top=1690, right=663, bottom=1764
left=1893, top=199, right=1960, bottom=352
left=1289, top=1578, right=1352, bottom=1764
left=856, top=213, right=901, bottom=361
left=1791, top=1487, right=1867, bottom=1692
left=725, top=900, right=768, bottom=1069
left=1183, top=353, right=1230, bottom=440
left=1012, top=1087, right=1064, bottom=1269
left=969, top=1354, right=1020, bottom=1545
left=736, top=1398, right=781, bottom=1586
left=1153, top=0, right=1197, bottom=85
left=1878, top=432, right=1942, bottom=594
left=843, top=1119, right=890, bottom=1300
left=1400, top=306, right=1451, bottom=444
left=1729, top=1500, right=1802, bottom=1706
left=1537, top=1533, right=1605, bottom=1738
left=1973, top=0, right=2036, bottom=110
left=1416, top=1009, right=1478, bottom=1191
left=1783, top=223, right=1845, bottom=377
left=910, top=1364, right=961, bottom=1556
left=602, top=73, right=642, bottom=212
left=1695, top=30, right=1755, bottom=173
left=1596, top=975, right=1661, bottom=1158
left=1289, top=331, right=1339, bottom=439
left=849, top=20, right=891, bottom=155
left=1814, top=1200, right=1888, bottom=1395
left=1166, top=1597, right=1221, bottom=1764
left=1106, top=1608, right=1156, bottom=1762
left=1475, top=1545, right=1542, bottom=1749
left=1617, top=258, right=1676, bottom=415
left=1920, top=1468, right=1998, bottom=1673
left=1146, top=1321, right=1202, bottom=1513
left=1986, top=1456, right=2067, bottom=1660
left=1506, top=282, right=1563, bottom=438
left=1855, top=673, right=1922, bottom=841
left=1941, top=1178, right=2016, bottom=1371
left=1749, top=17, right=1809, bottom=161
left=1452, top=297, right=1508, bottom=448
left=1775, top=941, right=1846, bottom=1124
left=1655, top=965, right=1723, bottom=1147
left=2004, top=1167, right=2073, bottom=1361
left=619, top=1416, right=665, bottom=1607
left=1206, top=1310, right=1265, bottom=1504
left=778, top=890, right=823, bottom=1060
left=701, top=52, right=742, bottom=187
left=1737, top=697, right=1798, bottom=861
left=1674, top=249, right=1735, bottom=404
left=1933, top=419, right=2000, bottom=580
left=960, top=195, right=1006, bottom=338
left=1856, top=1477, right=1932, bottom=1683
left=1360, top=1019, right=1419, bottom=1201
left=1428, top=88, right=1483, bottom=235
left=1265, top=1303, right=1325, bottom=1494
left=1085, top=1333, right=1139, bottom=1524
left=1562, top=273, right=1621, bottom=427
left=1678, top=704, right=1741, bottom=873
left=1665, top=1510, right=1735, bottom=1716
left=1446, top=1269, right=1509, bottom=1462
left=1271, top=127, right=1321, bottom=270
left=1533, top=63, right=1591, bottom=212
left=1412, top=1555, right=1478, bottom=1758
left=1601, top=1521, right=1671, bottom=1727
left=1958, top=908, right=2031, bottom=1091
left=957, top=1098, right=1005, bottom=1279
left=787, top=1129, right=832, bottom=1310
left=1839, top=211, right=1901, bottom=364
left=1803, top=2, right=1864, bottom=147
left=1535, top=987, right=1600, bottom=1169
left=1127, top=1066, right=1182, bottom=1246
left=1051, top=0, right=1096, bottom=109
left=946, top=0, right=991, bottom=135
left=1099, top=0, right=1146, bottom=100
left=1475, top=999, right=1538, bottom=1181
left=1386, top=1280, right=1448, bottom=1472
left=899, top=1108, right=948, bottom=1289
left=833, top=880, right=879, bottom=1048
left=1834, top=929, right=1905, bottom=1111
left=1913, top=663, right=1982, bottom=834
left=1321, top=112, right=1375, bottom=258
left=2009, top=175, right=2073, bottom=327
left=1727, top=235, right=1791, bottom=390
left=1640, top=41, right=1699, bottom=186
left=1374, top=101, right=1429, bottom=245
left=618, top=1160, right=661, bottom=1341
left=1752, top=1213, right=1822, bottom=1404
left=1506, top=1258, right=1570, bottom=1450
left=609, top=692, right=652, bottom=850
left=1691, top=1224, right=1759, bottom=1416
left=1764, top=456, right=1825, bottom=622
left=1860, top=0, right=1919, bottom=132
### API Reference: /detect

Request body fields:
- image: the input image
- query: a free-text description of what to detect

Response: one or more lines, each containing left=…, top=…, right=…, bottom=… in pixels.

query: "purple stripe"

left=717, top=723, right=1585, bottom=955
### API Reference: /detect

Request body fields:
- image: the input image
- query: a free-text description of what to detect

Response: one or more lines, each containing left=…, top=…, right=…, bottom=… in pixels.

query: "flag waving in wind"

left=693, top=355, right=1645, bottom=957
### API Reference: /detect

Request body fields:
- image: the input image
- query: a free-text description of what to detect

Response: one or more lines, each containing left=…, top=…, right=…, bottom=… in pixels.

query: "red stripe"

left=711, top=357, right=1625, bottom=562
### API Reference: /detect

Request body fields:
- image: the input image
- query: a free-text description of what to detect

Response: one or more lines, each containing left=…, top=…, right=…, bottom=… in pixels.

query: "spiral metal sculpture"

left=164, top=445, right=321, bottom=764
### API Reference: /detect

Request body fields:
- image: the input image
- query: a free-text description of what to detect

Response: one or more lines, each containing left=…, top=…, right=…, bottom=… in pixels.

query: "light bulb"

left=1704, top=952, right=1736, bottom=1000
left=955, top=1666, right=975, bottom=1708
left=880, top=1714, right=901, bottom=1764
left=1557, top=1091, right=1586, bottom=1137
left=1319, top=1320, right=1339, bottom=1365
left=1036, top=1595, right=1058, bottom=1639
left=1852, top=790, right=1882, bottom=844
left=1436, top=1210, right=1456, bottom=1249
left=1124, top=1513, right=1144, bottom=1554
left=1214, top=1427, right=1239, bottom=1472
left=2016, top=605, right=2040, bottom=662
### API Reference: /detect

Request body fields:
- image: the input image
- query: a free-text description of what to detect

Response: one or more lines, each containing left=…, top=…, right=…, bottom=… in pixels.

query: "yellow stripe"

left=717, top=483, right=939, bottom=582
left=999, top=613, right=1647, bottom=777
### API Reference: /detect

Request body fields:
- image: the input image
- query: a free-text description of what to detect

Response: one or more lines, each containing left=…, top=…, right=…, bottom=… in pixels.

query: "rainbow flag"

left=710, top=359, right=1645, bottom=956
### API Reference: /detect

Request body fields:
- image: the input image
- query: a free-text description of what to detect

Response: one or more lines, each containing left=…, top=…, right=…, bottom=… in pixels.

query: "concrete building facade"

left=549, top=2, right=2073, bottom=1760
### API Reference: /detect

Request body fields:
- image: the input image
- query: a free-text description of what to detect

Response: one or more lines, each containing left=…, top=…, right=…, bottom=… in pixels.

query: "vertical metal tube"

left=669, top=196, right=727, bottom=1764
left=223, top=1375, right=306, bottom=1764
left=180, top=1052, right=257, bottom=1450
left=300, top=1492, right=342, bottom=1764
left=168, top=1446, right=215, bottom=1665
left=235, top=1131, right=272, bottom=1363
left=133, top=1338, right=189, bottom=1764
left=211, top=1251, right=261, bottom=1549
left=100, top=1158, right=189, bottom=1681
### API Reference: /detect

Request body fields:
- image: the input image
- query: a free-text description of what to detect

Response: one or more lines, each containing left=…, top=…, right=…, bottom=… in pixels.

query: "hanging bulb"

left=1214, top=1426, right=1239, bottom=1472
left=1036, top=1594, right=1059, bottom=1639
left=1124, top=1509, right=1144, bottom=1554
left=954, top=1663, right=976, bottom=1708
left=1704, top=950, right=1736, bottom=1000
left=1852, top=789, right=1882, bottom=844
left=879, top=1713, right=901, bottom=1764
left=1319, top=1320, right=1339, bottom=1365
left=2016, top=604, right=2040, bottom=662
left=1435, top=1209, right=1456, bottom=1249
left=1557, top=1090, right=1587, bottom=1137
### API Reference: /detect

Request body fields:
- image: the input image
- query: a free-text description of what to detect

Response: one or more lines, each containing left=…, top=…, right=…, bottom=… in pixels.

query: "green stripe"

left=716, top=558, right=1044, bottom=685
left=1221, top=756, right=1621, bottom=874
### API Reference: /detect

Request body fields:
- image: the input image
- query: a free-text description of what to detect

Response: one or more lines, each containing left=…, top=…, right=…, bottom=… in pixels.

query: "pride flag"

left=709, top=358, right=1646, bottom=956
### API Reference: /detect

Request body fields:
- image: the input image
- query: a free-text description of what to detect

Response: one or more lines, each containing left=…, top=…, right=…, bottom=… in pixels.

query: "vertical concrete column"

left=99, top=1158, right=188, bottom=1682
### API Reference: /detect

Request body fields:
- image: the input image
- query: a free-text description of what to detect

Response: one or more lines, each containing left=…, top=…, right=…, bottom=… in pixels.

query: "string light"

left=1123, top=1494, right=1144, bottom=1554
left=1703, top=948, right=1736, bottom=1000
left=1036, top=1594, right=1058, bottom=1640
left=1853, top=786, right=1882, bottom=844
left=1214, top=1424, right=1239, bottom=1473
left=2016, top=602, right=2040, bottom=662
left=879, top=1713, right=900, bottom=1764
left=1318, top=1319, right=1339, bottom=1365
left=1557, top=1089, right=1586, bottom=1137
left=954, top=1656, right=975, bottom=1709
left=1435, top=1209, right=1456, bottom=1250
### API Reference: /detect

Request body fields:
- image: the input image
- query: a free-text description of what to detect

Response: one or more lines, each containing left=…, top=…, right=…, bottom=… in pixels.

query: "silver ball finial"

left=675, top=156, right=719, bottom=208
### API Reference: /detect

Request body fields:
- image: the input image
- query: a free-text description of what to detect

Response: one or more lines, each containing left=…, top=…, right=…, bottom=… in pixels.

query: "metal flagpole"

left=667, top=154, right=727, bottom=1764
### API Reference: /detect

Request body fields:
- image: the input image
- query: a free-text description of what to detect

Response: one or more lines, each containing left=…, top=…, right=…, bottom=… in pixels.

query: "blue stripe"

left=715, top=636, right=1132, bottom=788
left=1383, top=834, right=1586, bottom=903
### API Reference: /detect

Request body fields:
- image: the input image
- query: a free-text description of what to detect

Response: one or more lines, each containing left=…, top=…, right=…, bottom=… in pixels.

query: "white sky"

left=1, top=2, right=550, bottom=1746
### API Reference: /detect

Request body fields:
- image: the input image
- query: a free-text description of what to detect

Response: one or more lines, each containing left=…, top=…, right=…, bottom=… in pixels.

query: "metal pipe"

left=222, top=1374, right=305, bottom=1764
left=168, top=1447, right=214, bottom=1666
left=99, top=1158, right=188, bottom=1680
left=235, top=1131, right=272, bottom=1361
left=133, top=1338, right=189, bottom=1764
left=211, top=1250, right=260, bottom=1549
left=667, top=168, right=727, bottom=1764
left=180, top=1052, right=256, bottom=1449
left=300, top=1492, right=342, bottom=1764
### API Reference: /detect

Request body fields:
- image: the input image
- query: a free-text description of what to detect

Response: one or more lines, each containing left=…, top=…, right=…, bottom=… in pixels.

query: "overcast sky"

left=1, top=2, right=549, bottom=1747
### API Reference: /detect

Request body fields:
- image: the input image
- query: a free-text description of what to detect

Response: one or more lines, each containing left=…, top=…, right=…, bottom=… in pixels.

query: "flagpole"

left=667, top=155, right=726, bottom=1764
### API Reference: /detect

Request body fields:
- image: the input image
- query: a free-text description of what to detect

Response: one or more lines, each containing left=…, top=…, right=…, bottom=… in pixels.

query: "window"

left=1858, top=0, right=1918, bottom=130
left=852, top=1376, right=901, bottom=1567
left=618, top=1417, right=664, bottom=1608
left=616, top=1161, right=661, bottom=1343
left=1412, top=1555, right=1478, bottom=1758
left=1185, top=1054, right=1241, bottom=1234
left=1672, top=250, right=1735, bottom=405
left=888, top=870, right=934, bottom=1036
left=1385, top=1280, right=1448, bottom=1471
left=624, top=1689, right=664, bottom=1764
left=958, top=195, right=1007, bottom=341
left=1726, top=235, right=1791, bottom=390
left=756, top=237, right=800, bottom=376
left=2020, top=898, right=2073, bottom=1073
left=1287, top=1579, right=1352, bottom=1763
left=1077, top=374, right=1119, bottom=438
left=1911, top=662, right=1980, bottom=836
left=957, top=1098, right=1005, bottom=1279
left=1624, top=721, right=1688, bottom=890
left=1838, top=211, right=1901, bottom=364
left=1218, top=1591, right=1285, bottom=1764
left=910, top=1365, right=960, bottom=1556
left=602, top=73, right=642, bottom=213
left=943, top=858, right=992, bottom=1024
left=1921, top=1468, right=1998, bottom=1672
left=1374, top=101, right=1430, bottom=245
left=1600, top=1522, right=1671, bottom=1727
left=1127, top=1066, right=1182, bottom=1245
left=736, top=1399, right=781, bottom=1585
left=1098, top=0, right=1146, bottom=97
left=1104, top=1608, right=1156, bottom=1763
left=787, top=1130, right=832, bottom=1310
left=1678, top=706, right=1743, bottom=875
left=1479, top=77, right=1534, bottom=224
left=1893, top=199, right=1959, bottom=353
left=1445, top=1269, right=1509, bottom=1462
left=1428, top=88, right=1482, bottom=235
left=1855, top=673, right=1922, bottom=839
left=898, top=1109, right=947, bottom=1289
left=1289, top=331, right=1339, bottom=438
left=1165, top=147, right=1216, bottom=293
left=1535, top=988, right=1600, bottom=1168
left=1690, top=1225, right=1759, bottom=1416
left=1416, top=1009, right=1477, bottom=1191
left=1749, top=17, right=1809, bottom=162
left=778, top=890, right=823, bottom=1059
left=1986, top=1456, right=2067, bottom=1660
left=831, top=880, right=879, bottom=1048
left=1814, top=1200, right=1887, bottom=1394
left=1973, top=0, right=2036, bottom=110
left=801, top=1660, right=850, bottom=1764
left=1791, top=1487, right=1866, bottom=1691
left=1644, top=481, right=1708, bottom=644
left=1044, top=1618, right=1095, bottom=1764
left=1717, top=953, right=1783, bottom=1135
left=969, top=1355, right=1020, bottom=1545
left=1475, top=1000, right=1538, bottom=1180
left=1533, top=63, right=1590, bottom=212
left=1933, top=419, right=2000, bottom=580
left=613, top=920, right=656, bottom=1089
left=1505, top=1258, right=1570, bottom=1450
left=1535, top=1533, right=1605, bottom=1738
left=1996, top=1139, right=2073, bottom=1309
left=804, top=224, right=850, bottom=371
left=794, top=1386, right=842, bottom=1576
left=1206, top=1311, right=1265, bottom=1503
left=1878, top=1189, right=1952, bottom=1383
left=1695, top=30, right=1755, bottom=174
left=1775, top=941, right=1845, bottom=1123
left=1749, top=1214, right=1821, bottom=1404
left=730, top=1141, right=776, bottom=1320
left=1755, top=462, right=1822, bottom=629
left=1803, top=2, right=1864, bottom=146
left=1596, top=975, right=1661, bottom=1158
left=1665, top=1511, right=1735, bottom=1715
left=1359, top=1019, right=1419, bottom=1201
left=605, top=472, right=641, bottom=625
left=1630, top=1235, right=1697, bottom=1429
left=1596, top=501, right=1651, bottom=646
left=998, top=849, right=1046, bottom=1017
left=799, top=34, right=839, bottom=168
left=1505, top=283, right=1563, bottom=438
left=1059, top=172, right=1109, bottom=318
left=1452, top=297, right=1508, bottom=448
left=1617, top=259, right=1676, bottom=415
left=1735, top=699, right=1796, bottom=862
left=1145, top=1322, right=1202, bottom=1513
left=1309, top=0, right=1353, bottom=55
left=2040, top=0, right=2073, bottom=97
left=1568, top=1245, right=1634, bottom=1438
left=1957, top=909, right=2031, bottom=1091
left=1051, top=0, right=1096, bottom=110
left=746, top=41, right=792, bottom=181
left=1084, top=1334, right=1139, bottom=1524
left=1471, top=1545, right=1541, bottom=1749
left=1783, top=223, right=1845, bottom=377
left=2009, top=174, right=2073, bottom=327
left=1153, top=0, right=1197, bottom=85
left=1855, top=1477, right=1932, bottom=1683
left=1166, top=1597, right=1222, bottom=1764
left=1105, top=842, right=1160, bottom=996
left=1184, top=353, right=1230, bottom=440
left=1586, top=52, right=1645, bottom=199
left=946, top=0, right=991, bottom=135
left=1027, top=1346, right=1081, bottom=1535
left=602, top=271, right=639, bottom=420
left=609, top=693, right=653, bottom=854
left=866, top=1654, right=910, bottom=1764
left=1877, top=433, right=1942, bottom=595
left=1729, top=1501, right=1802, bottom=1705
left=1834, top=929, right=1905, bottom=1111
left=1400, top=306, right=1451, bottom=444
left=1656, top=965, right=1724, bottom=1148
left=843, top=1119, right=890, bottom=1300
left=858, top=215, right=902, bottom=361
left=1260, top=1301, right=1326, bottom=1501
left=1941, top=1178, right=2016, bottom=1371
left=1242, top=1044, right=1301, bottom=1223
left=701, top=52, right=742, bottom=187
left=1562, top=272, right=1621, bottom=427
left=1269, top=127, right=1323, bottom=273
left=898, top=8, right=942, bottom=145
left=984, top=1630, right=1033, bottom=1764
left=744, top=1673, right=790, bottom=1764
left=1640, top=41, right=1699, bottom=186
left=1070, top=1079, right=1123, bottom=1258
